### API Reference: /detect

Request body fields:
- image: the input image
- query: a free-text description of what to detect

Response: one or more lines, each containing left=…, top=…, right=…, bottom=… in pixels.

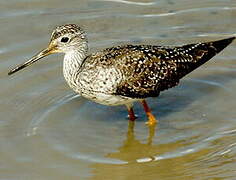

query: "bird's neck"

left=63, top=48, right=87, bottom=90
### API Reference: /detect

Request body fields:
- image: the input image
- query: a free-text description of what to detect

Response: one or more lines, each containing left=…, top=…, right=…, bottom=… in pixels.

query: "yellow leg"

left=145, top=112, right=157, bottom=126
left=141, top=100, right=157, bottom=126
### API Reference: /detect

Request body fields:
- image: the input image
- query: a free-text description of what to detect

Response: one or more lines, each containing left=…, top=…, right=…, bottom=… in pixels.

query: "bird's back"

left=80, top=37, right=235, bottom=99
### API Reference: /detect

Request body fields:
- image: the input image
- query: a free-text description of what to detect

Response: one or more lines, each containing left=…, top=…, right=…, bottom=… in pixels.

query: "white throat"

left=63, top=50, right=87, bottom=90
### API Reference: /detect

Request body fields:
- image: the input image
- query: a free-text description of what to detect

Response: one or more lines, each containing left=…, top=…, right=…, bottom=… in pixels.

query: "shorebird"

left=8, top=24, right=235, bottom=125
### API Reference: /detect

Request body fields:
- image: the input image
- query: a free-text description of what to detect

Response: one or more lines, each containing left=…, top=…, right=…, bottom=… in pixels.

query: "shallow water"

left=1, top=0, right=236, bottom=179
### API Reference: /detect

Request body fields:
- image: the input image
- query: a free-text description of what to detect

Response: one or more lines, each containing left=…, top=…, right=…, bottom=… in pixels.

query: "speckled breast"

left=72, top=66, right=137, bottom=106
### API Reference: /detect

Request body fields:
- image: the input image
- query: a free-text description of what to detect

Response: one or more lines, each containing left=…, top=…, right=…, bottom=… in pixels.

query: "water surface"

left=0, top=0, right=236, bottom=179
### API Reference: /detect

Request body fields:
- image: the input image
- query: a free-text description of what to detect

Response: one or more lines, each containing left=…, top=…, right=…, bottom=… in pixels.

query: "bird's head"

left=8, top=24, right=87, bottom=75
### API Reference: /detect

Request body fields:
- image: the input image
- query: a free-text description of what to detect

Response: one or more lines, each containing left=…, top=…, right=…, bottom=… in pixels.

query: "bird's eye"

left=61, top=37, right=69, bottom=43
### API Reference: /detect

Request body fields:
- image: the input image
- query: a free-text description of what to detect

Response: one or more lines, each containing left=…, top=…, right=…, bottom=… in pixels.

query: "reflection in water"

left=90, top=121, right=159, bottom=180
left=90, top=120, right=236, bottom=180
left=108, top=121, right=156, bottom=162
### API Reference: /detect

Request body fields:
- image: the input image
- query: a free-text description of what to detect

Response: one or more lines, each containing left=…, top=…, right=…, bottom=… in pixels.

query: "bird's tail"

left=209, top=37, right=235, bottom=53
left=176, top=37, right=235, bottom=77
left=184, top=36, right=234, bottom=63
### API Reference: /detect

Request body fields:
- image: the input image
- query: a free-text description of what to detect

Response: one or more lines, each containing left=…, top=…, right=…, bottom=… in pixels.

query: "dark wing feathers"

left=114, top=37, right=235, bottom=98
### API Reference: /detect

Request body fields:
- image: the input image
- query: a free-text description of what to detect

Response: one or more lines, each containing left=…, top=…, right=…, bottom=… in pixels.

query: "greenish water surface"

left=0, top=0, right=236, bottom=179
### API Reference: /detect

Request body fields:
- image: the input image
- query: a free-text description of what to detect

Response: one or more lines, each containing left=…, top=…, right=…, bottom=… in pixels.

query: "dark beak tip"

left=7, top=47, right=53, bottom=76
left=8, top=68, right=18, bottom=76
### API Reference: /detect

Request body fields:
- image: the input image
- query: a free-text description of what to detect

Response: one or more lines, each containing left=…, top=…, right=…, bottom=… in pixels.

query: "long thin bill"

left=8, top=48, right=52, bottom=75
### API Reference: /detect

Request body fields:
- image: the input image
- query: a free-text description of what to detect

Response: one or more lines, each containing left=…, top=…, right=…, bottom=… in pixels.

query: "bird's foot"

left=145, top=112, right=158, bottom=126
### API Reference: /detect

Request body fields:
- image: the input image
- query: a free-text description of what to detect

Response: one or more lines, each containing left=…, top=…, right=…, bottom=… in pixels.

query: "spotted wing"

left=115, top=37, right=235, bottom=98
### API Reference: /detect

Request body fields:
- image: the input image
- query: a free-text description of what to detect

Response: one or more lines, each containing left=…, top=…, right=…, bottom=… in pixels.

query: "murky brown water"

left=1, top=0, right=236, bottom=179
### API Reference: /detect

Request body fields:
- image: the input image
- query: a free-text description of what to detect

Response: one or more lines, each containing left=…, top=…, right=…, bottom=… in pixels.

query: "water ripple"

left=0, top=10, right=45, bottom=19
left=138, top=6, right=236, bottom=18
left=26, top=93, right=81, bottom=137
left=99, top=0, right=156, bottom=6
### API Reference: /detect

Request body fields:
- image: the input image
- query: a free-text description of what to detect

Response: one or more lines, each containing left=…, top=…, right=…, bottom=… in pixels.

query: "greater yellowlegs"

left=8, top=24, right=235, bottom=125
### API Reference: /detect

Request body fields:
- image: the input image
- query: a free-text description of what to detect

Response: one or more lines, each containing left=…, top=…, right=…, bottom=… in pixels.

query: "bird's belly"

left=80, top=90, right=137, bottom=106
left=72, top=66, right=136, bottom=105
